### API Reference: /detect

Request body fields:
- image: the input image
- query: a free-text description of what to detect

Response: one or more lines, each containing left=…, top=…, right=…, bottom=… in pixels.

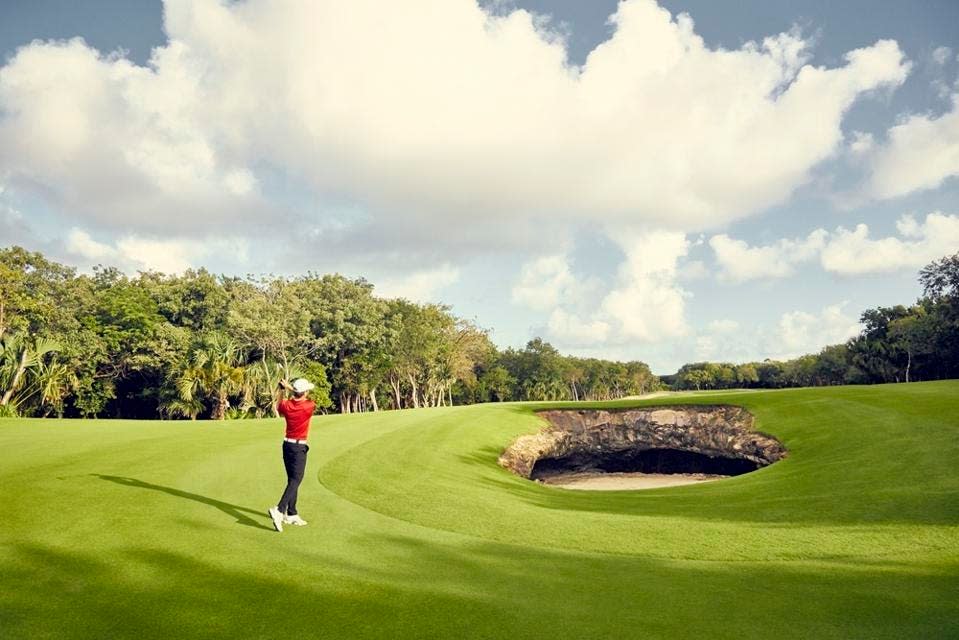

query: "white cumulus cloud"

left=374, top=264, right=460, bottom=302
left=708, top=211, right=959, bottom=280
left=772, top=303, right=861, bottom=359
left=547, top=308, right=610, bottom=346
left=707, top=319, right=740, bottom=334
left=0, top=39, right=265, bottom=233
left=511, top=254, right=590, bottom=311
left=0, top=0, right=912, bottom=261
left=599, top=230, right=691, bottom=342
left=932, top=46, right=953, bottom=66
left=709, top=229, right=827, bottom=282
left=514, top=229, right=691, bottom=348
left=65, top=228, right=248, bottom=274
left=848, top=131, right=875, bottom=155
left=819, top=212, right=959, bottom=275
left=859, top=94, right=959, bottom=201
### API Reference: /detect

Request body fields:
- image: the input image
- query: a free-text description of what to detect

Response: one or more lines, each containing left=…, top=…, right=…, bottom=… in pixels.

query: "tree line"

left=0, top=247, right=661, bottom=419
left=667, top=253, right=959, bottom=391
left=3, top=248, right=954, bottom=418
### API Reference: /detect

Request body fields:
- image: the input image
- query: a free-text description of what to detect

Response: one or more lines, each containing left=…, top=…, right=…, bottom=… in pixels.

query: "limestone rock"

left=498, top=405, right=786, bottom=479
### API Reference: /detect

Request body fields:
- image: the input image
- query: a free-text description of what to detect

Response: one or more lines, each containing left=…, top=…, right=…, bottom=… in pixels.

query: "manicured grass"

left=1, top=381, right=957, bottom=639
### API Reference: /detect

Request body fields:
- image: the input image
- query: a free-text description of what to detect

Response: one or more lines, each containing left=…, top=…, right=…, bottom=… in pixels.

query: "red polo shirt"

left=277, top=397, right=316, bottom=440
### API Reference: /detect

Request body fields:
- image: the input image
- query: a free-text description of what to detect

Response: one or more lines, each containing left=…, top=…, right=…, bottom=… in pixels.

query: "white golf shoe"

left=268, top=506, right=284, bottom=532
left=284, top=514, right=308, bottom=526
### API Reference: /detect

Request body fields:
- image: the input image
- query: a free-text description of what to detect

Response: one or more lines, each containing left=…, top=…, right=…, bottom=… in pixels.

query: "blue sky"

left=1, top=0, right=958, bottom=372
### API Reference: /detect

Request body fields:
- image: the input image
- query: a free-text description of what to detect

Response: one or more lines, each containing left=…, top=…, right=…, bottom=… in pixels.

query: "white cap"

left=291, top=378, right=315, bottom=393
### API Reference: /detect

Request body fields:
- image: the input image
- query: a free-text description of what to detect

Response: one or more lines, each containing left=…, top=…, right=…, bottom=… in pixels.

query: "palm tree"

left=159, top=396, right=205, bottom=420
left=29, top=358, right=75, bottom=417
left=240, top=357, right=288, bottom=418
left=0, top=333, right=61, bottom=413
left=175, top=333, right=247, bottom=420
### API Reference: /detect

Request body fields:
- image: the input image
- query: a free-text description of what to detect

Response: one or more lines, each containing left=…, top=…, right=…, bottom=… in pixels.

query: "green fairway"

left=1, top=381, right=958, bottom=639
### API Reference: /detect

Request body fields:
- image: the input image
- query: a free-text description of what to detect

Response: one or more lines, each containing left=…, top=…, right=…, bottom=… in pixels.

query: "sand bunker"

left=499, top=406, right=785, bottom=491
left=536, top=471, right=729, bottom=491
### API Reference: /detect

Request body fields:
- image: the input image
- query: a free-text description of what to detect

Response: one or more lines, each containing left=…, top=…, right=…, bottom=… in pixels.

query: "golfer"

left=268, top=377, right=316, bottom=532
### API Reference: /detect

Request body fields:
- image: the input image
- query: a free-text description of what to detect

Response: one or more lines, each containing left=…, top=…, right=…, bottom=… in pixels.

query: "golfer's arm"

left=272, top=386, right=287, bottom=416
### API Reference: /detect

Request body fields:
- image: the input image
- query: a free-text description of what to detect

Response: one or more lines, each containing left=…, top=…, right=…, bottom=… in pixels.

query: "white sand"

left=536, top=471, right=729, bottom=491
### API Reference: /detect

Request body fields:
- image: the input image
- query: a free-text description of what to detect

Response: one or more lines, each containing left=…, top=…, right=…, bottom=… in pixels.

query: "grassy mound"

left=1, top=381, right=957, bottom=638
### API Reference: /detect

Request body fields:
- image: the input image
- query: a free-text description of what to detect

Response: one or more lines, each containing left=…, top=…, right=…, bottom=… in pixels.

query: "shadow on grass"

left=93, top=475, right=274, bottom=531
left=0, top=534, right=956, bottom=639
left=457, top=444, right=506, bottom=469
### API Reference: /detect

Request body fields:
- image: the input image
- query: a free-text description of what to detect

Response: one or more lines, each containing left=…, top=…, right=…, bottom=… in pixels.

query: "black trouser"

left=277, top=441, right=308, bottom=516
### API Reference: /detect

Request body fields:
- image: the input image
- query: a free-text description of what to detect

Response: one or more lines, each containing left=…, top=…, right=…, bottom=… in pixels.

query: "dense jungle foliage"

left=1, top=247, right=955, bottom=418
left=0, top=247, right=660, bottom=418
